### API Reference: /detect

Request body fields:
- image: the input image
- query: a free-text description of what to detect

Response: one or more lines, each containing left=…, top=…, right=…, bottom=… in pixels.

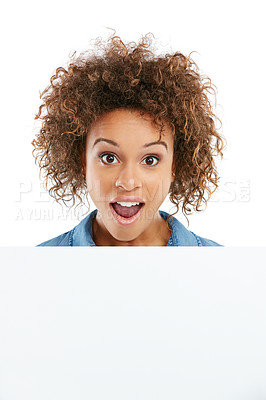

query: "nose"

left=115, top=165, right=142, bottom=191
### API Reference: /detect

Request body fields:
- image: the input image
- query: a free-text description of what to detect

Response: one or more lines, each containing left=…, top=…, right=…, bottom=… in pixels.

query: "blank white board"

left=0, top=247, right=266, bottom=400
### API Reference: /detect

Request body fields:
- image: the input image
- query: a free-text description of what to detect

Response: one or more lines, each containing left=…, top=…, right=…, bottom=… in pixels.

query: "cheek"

left=86, top=166, right=114, bottom=202
left=143, top=173, right=172, bottom=203
left=85, top=163, right=100, bottom=194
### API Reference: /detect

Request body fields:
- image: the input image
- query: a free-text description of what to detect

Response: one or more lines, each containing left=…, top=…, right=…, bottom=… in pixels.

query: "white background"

left=1, top=0, right=265, bottom=246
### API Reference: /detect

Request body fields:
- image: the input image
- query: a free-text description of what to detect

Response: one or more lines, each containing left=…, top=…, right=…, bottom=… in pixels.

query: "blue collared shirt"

left=37, top=209, right=222, bottom=247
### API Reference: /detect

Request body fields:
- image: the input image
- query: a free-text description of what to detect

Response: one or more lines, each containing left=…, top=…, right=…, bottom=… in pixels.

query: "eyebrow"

left=93, top=138, right=168, bottom=151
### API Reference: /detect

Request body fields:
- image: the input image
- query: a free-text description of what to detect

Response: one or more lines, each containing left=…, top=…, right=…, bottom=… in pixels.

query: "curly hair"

left=32, top=33, right=225, bottom=220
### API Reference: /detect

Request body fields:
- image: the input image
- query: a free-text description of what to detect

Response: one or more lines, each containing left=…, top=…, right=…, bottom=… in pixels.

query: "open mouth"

left=110, top=202, right=145, bottom=225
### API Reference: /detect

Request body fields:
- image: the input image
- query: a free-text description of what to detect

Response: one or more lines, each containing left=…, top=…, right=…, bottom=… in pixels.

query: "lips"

left=110, top=196, right=145, bottom=204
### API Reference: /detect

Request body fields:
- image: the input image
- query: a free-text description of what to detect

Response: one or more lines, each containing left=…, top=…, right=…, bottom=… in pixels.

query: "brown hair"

left=32, top=33, right=225, bottom=221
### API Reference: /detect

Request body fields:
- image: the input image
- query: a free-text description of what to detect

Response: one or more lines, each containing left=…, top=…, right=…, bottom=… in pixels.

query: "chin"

left=110, top=230, right=140, bottom=242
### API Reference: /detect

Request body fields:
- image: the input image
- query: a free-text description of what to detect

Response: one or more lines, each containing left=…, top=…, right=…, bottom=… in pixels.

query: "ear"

left=81, top=151, right=86, bottom=176
left=171, top=160, right=176, bottom=183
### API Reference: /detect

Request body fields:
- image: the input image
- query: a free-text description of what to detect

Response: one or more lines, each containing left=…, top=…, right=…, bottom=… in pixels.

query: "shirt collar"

left=72, top=209, right=198, bottom=246
left=159, top=210, right=199, bottom=246
left=72, top=209, right=97, bottom=246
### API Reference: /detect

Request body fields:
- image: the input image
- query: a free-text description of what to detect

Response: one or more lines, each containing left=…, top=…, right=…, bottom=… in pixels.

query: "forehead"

left=86, top=109, right=173, bottom=148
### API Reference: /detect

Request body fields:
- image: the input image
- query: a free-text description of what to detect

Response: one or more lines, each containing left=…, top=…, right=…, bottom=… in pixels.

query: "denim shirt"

left=37, top=209, right=222, bottom=247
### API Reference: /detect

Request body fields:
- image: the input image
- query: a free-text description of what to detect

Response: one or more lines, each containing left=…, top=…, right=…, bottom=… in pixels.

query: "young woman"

left=32, top=34, right=225, bottom=246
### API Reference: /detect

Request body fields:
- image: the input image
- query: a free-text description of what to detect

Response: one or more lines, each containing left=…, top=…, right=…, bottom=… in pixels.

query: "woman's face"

left=84, top=109, right=175, bottom=245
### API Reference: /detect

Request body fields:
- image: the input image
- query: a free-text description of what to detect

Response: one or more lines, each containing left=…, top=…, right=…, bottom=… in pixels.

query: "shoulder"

left=36, top=209, right=98, bottom=247
left=159, top=210, right=223, bottom=247
left=37, top=230, right=73, bottom=246
left=192, top=233, right=223, bottom=247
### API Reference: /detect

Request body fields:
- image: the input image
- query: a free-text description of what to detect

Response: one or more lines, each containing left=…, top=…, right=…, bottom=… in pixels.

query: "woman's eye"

left=142, top=156, right=160, bottom=166
left=100, top=153, right=118, bottom=164
left=99, top=153, right=160, bottom=166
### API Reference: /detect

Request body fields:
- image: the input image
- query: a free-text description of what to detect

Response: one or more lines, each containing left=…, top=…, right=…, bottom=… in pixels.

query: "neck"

left=92, top=211, right=172, bottom=246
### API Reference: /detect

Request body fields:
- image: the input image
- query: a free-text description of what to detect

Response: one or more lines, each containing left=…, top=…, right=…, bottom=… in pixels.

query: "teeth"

left=116, top=201, right=141, bottom=207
